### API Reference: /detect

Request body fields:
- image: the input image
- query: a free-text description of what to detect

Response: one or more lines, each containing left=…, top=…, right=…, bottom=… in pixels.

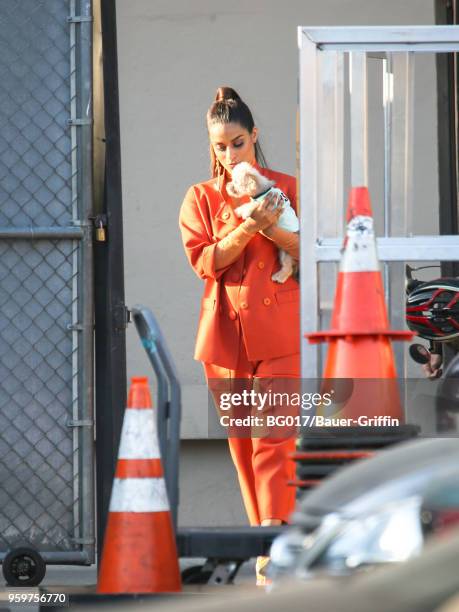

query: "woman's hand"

left=422, top=352, right=443, bottom=379
left=244, top=191, right=284, bottom=233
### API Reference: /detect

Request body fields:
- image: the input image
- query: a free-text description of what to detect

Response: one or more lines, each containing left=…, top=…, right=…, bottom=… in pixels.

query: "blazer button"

left=222, top=212, right=230, bottom=220
left=263, top=297, right=271, bottom=306
left=229, top=311, right=237, bottom=320
left=257, top=261, right=265, bottom=269
left=240, top=302, right=248, bottom=310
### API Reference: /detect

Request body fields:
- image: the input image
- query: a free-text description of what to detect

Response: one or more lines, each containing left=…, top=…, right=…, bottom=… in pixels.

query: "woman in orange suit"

left=179, top=87, right=300, bottom=585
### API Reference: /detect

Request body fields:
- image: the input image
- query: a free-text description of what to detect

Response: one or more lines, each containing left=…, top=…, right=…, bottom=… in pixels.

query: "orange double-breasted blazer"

left=179, top=165, right=300, bottom=369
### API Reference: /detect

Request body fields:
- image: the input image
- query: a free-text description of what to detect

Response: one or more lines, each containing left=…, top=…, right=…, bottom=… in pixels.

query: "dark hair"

left=207, top=86, right=267, bottom=177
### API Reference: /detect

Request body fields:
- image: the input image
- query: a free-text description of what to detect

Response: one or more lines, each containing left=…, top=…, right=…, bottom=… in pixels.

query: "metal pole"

left=0, top=227, right=84, bottom=239
left=435, top=0, right=459, bottom=372
left=76, top=0, right=96, bottom=565
left=435, top=0, right=459, bottom=277
left=298, top=28, right=320, bottom=380
left=95, top=0, right=128, bottom=564
left=349, top=52, right=368, bottom=186
left=382, top=54, right=392, bottom=339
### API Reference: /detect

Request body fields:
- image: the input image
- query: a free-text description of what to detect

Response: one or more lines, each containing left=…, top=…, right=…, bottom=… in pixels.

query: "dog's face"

left=226, top=162, right=273, bottom=198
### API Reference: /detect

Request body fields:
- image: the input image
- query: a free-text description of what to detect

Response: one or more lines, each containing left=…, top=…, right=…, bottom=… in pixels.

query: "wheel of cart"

left=2, top=547, right=46, bottom=587
left=180, top=565, right=214, bottom=585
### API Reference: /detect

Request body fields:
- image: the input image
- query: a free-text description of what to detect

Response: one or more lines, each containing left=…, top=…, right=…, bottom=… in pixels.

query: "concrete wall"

left=115, top=0, right=437, bottom=525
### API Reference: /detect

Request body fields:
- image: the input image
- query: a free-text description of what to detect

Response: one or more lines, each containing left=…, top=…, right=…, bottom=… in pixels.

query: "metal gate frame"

left=93, top=0, right=127, bottom=564
left=298, top=26, right=459, bottom=382
left=435, top=0, right=459, bottom=261
left=435, top=2, right=459, bottom=367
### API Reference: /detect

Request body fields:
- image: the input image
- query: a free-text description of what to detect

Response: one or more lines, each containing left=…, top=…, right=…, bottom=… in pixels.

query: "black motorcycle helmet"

left=406, top=278, right=459, bottom=342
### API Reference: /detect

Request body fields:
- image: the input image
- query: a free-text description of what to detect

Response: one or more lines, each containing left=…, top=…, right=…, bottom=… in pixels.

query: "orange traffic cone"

left=306, top=187, right=414, bottom=422
left=97, top=376, right=181, bottom=593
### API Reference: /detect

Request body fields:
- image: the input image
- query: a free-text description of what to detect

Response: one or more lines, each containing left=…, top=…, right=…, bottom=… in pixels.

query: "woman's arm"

left=179, top=186, right=283, bottom=278
left=179, top=187, right=233, bottom=280
left=214, top=221, right=258, bottom=270
left=214, top=193, right=284, bottom=270
left=261, top=225, right=299, bottom=260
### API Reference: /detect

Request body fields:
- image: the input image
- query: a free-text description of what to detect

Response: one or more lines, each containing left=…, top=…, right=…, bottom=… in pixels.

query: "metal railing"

left=132, top=305, right=181, bottom=531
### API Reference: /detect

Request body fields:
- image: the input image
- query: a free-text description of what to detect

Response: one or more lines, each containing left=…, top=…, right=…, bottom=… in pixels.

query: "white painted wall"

left=115, top=0, right=437, bottom=525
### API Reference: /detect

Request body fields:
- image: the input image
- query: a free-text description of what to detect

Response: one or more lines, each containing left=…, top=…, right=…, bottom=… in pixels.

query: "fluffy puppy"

left=226, top=162, right=299, bottom=283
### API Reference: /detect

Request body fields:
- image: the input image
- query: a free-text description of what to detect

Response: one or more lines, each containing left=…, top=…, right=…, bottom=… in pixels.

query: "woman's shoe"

left=255, top=555, right=272, bottom=587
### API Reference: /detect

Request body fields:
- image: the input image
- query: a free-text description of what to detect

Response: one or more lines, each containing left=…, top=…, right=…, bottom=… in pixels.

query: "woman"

left=179, top=87, right=300, bottom=585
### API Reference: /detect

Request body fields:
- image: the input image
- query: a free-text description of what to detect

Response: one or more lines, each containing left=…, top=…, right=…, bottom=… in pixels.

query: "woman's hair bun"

left=215, top=86, right=241, bottom=102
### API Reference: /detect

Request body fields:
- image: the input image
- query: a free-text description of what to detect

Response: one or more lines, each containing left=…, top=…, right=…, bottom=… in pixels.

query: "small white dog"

left=226, top=162, right=299, bottom=283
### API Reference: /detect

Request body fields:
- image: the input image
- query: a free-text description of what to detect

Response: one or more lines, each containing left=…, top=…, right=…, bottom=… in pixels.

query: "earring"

left=216, top=160, right=223, bottom=191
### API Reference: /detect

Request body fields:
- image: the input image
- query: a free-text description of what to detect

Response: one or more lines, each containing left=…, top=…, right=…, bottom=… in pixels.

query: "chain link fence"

left=0, top=0, right=94, bottom=563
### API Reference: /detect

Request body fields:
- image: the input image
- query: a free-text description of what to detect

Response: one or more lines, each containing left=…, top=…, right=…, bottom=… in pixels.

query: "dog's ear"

left=247, top=177, right=259, bottom=195
left=226, top=182, right=238, bottom=197
left=250, top=168, right=274, bottom=192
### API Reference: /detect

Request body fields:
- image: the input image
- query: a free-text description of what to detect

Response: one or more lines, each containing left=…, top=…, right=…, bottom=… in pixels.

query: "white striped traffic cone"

left=97, top=376, right=181, bottom=593
left=307, top=187, right=413, bottom=421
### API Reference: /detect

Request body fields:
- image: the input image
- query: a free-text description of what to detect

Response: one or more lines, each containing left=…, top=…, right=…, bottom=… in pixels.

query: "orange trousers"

left=203, top=341, right=299, bottom=526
